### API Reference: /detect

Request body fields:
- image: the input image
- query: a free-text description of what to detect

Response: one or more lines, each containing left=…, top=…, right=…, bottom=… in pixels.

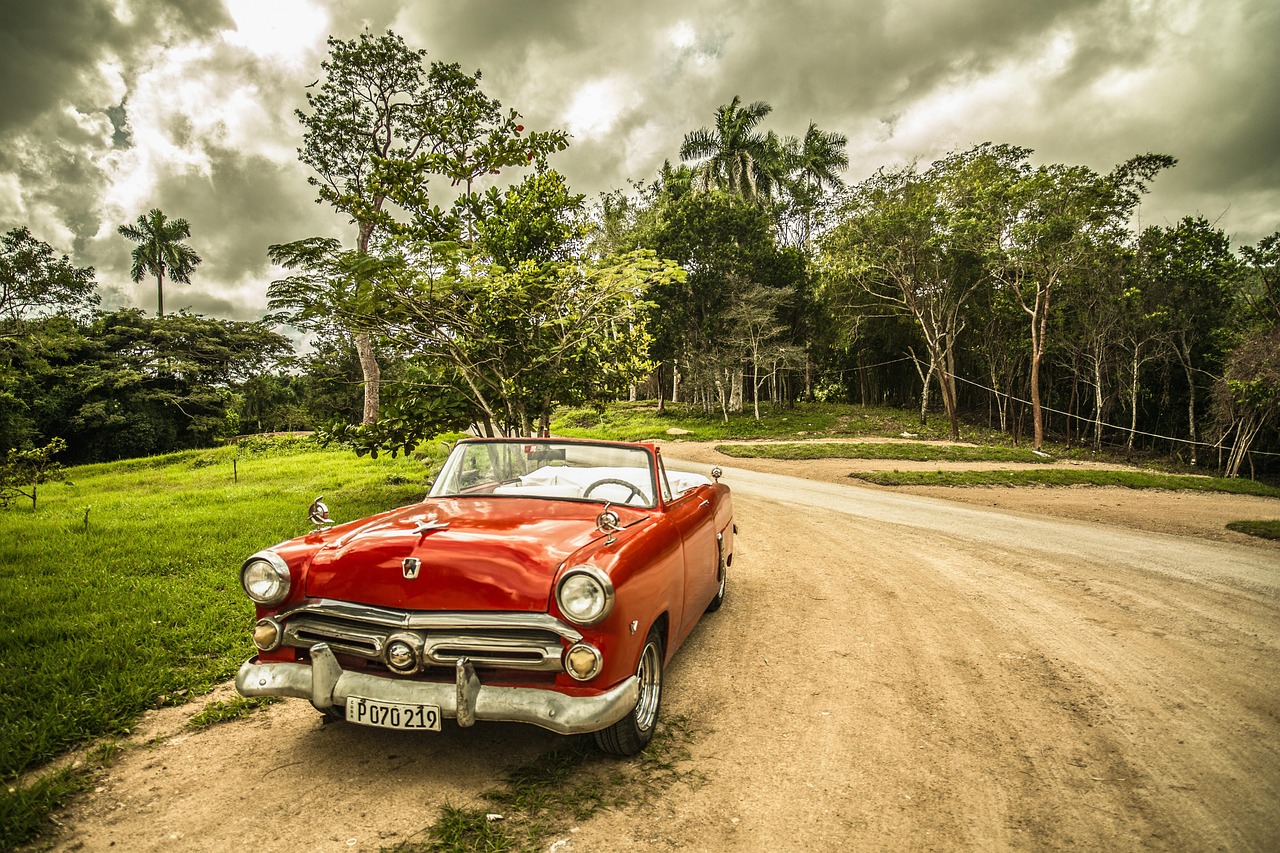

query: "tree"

left=647, top=190, right=805, bottom=413
left=376, top=250, right=678, bottom=438
left=822, top=144, right=1021, bottom=439
left=1212, top=326, right=1280, bottom=477
left=0, top=437, right=68, bottom=510
left=991, top=153, right=1174, bottom=450
left=725, top=279, right=800, bottom=421
left=295, top=29, right=568, bottom=425
left=117, top=209, right=202, bottom=317
left=1137, top=216, right=1239, bottom=464
left=1239, top=232, right=1280, bottom=327
left=780, top=122, right=848, bottom=248
left=680, top=97, right=786, bottom=202
left=0, top=227, right=98, bottom=324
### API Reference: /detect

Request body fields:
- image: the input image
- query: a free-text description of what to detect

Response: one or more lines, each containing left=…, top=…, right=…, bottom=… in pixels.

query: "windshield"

left=429, top=440, right=659, bottom=508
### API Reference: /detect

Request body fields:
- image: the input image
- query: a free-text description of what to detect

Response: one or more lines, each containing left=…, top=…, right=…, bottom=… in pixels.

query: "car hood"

left=302, top=498, right=640, bottom=612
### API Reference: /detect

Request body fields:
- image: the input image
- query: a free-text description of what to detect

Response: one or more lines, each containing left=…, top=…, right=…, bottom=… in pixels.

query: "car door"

left=661, top=462, right=720, bottom=641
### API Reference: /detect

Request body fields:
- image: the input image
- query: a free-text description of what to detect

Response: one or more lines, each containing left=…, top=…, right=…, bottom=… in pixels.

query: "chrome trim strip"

left=235, top=653, right=639, bottom=736
left=277, top=600, right=584, bottom=643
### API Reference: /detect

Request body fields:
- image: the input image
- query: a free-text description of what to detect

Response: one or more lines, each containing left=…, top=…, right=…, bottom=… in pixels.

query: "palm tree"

left=783, top=122, right=849, bottom=247
left=118, top=209, right=202, bottom=317
left=787, top=122, right=848, bottom=198
left=680, top=97, right=785, bottom=202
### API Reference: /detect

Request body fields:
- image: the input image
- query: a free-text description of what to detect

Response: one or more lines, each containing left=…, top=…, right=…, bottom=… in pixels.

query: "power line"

left=950, top=373, right=1280, bottom=459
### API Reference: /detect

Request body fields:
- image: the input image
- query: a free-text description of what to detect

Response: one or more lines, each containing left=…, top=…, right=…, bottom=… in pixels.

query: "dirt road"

left=38, top=453, right=1280, bottom=851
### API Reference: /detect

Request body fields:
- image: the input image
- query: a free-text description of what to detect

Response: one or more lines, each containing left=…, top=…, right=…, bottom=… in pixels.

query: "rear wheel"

left=594, top=627, right=663, bottom=755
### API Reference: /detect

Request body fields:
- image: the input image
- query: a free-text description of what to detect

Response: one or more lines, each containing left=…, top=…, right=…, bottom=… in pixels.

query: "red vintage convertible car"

left=235, top=437, right=733, bottom=754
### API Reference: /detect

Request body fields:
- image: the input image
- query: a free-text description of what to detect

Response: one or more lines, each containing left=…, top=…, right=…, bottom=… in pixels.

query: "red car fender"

left=554, top=514, right=685, bottom=688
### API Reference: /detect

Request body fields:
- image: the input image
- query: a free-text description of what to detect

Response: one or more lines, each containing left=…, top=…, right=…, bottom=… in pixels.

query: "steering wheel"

left=583, top=478, right=645, bottom=505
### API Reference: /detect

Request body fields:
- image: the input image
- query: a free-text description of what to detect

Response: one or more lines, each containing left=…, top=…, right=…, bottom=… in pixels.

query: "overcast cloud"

left=1, top=0, right=1276, bottom=321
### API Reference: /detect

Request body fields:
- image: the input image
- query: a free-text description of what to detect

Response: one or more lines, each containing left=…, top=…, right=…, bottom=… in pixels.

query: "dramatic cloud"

left=0, top=0, right=1276, bottom=321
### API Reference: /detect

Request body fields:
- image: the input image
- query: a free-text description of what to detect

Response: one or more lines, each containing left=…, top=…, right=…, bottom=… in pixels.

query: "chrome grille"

left=278, top=601, right=573, bottom=673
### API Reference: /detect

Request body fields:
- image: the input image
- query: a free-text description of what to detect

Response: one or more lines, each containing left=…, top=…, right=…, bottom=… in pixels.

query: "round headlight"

left=240, top=552, right=291, bottom=605
left=556, top=567, right=614, bottom=626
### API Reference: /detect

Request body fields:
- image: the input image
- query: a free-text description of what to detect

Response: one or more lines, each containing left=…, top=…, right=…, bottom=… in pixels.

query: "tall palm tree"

left=787, top=122, right=849, bottom=198
left=783, top=122, right=849, bottom=247
left=680, top=96, right=785, bottom=202
left=118, top=209, right=202, bottom=317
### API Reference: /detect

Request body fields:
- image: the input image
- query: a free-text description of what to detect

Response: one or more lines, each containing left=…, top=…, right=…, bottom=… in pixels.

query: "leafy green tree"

left=1239, top=232, right=1280, bottom=327
left=117, top=209, right=202, bottom=317
left=378, top=250, right=678, bottom=437
left=1212, top=325, right=1280, bottom=477
left=990, top=153, right=1174, bottom=450
left=474, top=171, right=586, bottom=267
left=295, top=29, right=568, bottom=425
left=0, top=437, right=68, bottom=510
left=822, top=144, right=1021, bottom=438
left=1137, top=216, right=1239, bottom=464
left=0, top=227, right=98, bottom=324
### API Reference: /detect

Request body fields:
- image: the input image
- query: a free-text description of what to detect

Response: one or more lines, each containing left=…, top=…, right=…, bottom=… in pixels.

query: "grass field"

left=847, top=468, right=1280, bottom=496
left=715, top=441, right=1055, bottom=464
left=0, top=437, right=443, bottom=848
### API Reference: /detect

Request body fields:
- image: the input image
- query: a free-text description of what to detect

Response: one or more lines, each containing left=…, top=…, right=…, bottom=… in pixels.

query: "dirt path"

left=34, top=447, right=1280, bottom=851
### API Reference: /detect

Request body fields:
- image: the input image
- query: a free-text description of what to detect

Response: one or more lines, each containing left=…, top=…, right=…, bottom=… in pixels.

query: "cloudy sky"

left=2, top=0, right=1277, bottom=322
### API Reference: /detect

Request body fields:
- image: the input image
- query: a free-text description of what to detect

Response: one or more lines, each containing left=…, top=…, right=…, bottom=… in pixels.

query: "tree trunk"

left=1127, top=347, right=1141, bottom=459
left=1176, top=341, right=1199, bottom=465
left=354, top=221, right=380, bottom=425
left=355, top=331, right=380, bottom=425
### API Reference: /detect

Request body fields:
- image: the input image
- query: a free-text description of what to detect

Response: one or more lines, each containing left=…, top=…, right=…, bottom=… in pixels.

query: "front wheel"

left=594, top=627, right=663, bottom=755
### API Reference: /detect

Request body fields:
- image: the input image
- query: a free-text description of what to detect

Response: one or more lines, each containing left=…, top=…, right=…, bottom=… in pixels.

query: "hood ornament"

left=411, top=519, right=450, bottom=536
left=308, top=496, right=334, bottom=529
left=596, top=503, right=622, bottom=545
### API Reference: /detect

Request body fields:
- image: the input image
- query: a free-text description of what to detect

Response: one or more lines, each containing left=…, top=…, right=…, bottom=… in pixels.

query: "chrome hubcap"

left=634, top=640, right=661, bottom=732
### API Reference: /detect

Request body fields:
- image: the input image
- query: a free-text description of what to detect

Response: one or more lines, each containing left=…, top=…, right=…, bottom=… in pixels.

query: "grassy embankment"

left=0, top=436, right=444, bottom=849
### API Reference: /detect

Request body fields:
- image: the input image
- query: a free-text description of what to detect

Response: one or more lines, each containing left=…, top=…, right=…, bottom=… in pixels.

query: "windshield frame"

left=429, top=438, right=661, bottom=509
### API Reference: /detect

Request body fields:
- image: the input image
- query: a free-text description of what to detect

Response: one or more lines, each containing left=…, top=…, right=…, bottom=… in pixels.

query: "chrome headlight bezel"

left=252, top=617, right=283, bottom=651
left=240, top=551, right=291, bottom=606
left=563, top=641, right=603, bottom=681
left=555, top=565, right=615, bottom=627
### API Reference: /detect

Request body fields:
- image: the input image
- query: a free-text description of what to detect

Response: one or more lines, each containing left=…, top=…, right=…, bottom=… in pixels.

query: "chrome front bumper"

left=235, top=643, right=639, bottom=735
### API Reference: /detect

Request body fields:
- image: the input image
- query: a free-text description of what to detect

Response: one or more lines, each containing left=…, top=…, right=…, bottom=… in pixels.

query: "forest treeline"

left=1, top=30, right=1277, bottom=481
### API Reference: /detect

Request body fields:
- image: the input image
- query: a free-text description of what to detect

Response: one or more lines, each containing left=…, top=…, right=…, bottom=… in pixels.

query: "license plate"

left=345, top=696, right=441, bottom=731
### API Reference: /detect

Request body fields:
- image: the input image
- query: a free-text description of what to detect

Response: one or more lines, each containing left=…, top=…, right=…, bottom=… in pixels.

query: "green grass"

left=848, top=468, right=1280, bottom=496
left=391, top=715, right=697, bottom=853
left=187, top=696, right=279, bottom=731
left=716, top=441, right=1054, bottom=463
left=1226, top=520, right=1280, bottom=540
left=0, top=438, right=441, bottom=848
